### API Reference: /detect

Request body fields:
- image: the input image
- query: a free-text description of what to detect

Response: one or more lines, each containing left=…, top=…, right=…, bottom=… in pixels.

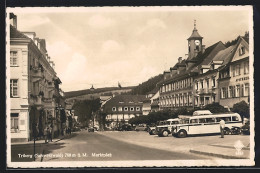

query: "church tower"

left=187, top=20, right=203, bottom=59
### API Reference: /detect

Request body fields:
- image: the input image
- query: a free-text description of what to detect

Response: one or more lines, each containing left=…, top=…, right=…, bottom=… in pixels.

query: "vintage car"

left=156, top=118, right=181, bottom=137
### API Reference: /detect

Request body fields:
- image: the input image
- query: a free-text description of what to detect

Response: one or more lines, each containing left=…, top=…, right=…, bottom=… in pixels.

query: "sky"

left=11, top=7, right=251, bottom=92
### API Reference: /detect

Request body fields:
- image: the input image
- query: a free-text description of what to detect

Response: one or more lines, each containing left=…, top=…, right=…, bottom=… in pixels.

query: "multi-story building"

left=9, top=14, right=64, bottom=142
left=193, top=44, right=237, bottom=107
left=102, top=95, right=146, bottom=128
left=158, top=22, right=226, bottom=110
left=218, top=35, right=249, bottom=108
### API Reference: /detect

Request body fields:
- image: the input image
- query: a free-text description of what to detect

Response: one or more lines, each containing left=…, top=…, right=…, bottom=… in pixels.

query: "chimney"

left=202, top=45, right=206, bottom=54
left=178, top=57, right=182, bottom=63
left=10, top=13, right=17, bottom=29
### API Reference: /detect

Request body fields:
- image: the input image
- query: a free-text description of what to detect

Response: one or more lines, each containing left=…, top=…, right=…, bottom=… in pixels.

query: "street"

left=12, top=130, right=217, bottom=162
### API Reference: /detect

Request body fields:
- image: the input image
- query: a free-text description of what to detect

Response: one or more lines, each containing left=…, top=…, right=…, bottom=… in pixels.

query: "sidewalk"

left=97, top=131, right=251, bottom=159
left=190, top=139, right=250, bottom=159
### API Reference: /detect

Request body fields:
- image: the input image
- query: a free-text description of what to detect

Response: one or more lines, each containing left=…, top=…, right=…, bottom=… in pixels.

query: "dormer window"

left=239, top=46, right=245, bottom=55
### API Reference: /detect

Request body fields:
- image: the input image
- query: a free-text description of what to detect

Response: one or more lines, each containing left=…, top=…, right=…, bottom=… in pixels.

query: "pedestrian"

left=49, top=126, right=53, bottom=142
left=220, top=119, right=225, bottom=138
left=44, top=127, right=49, bottom=144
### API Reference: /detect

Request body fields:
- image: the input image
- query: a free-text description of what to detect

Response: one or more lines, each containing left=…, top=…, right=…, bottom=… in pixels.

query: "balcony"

left=43, top=97, right=56, bottom=107
left=29, top=95, right=43, bottom=106
left=48, top=82, right=55, bottom=89
left=31, top=67, right=44, bottom=82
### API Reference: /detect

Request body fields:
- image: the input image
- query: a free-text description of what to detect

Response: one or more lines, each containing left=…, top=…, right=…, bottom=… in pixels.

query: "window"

left=11, top=113, right=19, bottom=131
left=191, top=119, right=198, bottom=124
left=196, top=82, right=199, bottom=90
left=228, top=86, right=233, bottom=98
left=232, top=116, right=239, bottom=122
left=235, top=85, right=240, bottom=97
left=244, top=61, right=249, bottom=74
left=124, top=107, right=128, bottom=111
left=112, top=107, right=116, bottom=111
left=221, top=87, right=227, bottom=99
left=244, top=83, right=249, bottom=96
left=206, top=118, right=215, bottom=123
left=235, top=64, right=240, bottom=76
left=200, top=80, right=204, bottom=89
left=241, top=84, right=244, bottom=96
left=206, top=79, right=209, bottom=88
left=239, top=46, right=245, bottom=55
left=199, top=118, right=206, bottom=123
left=118, top=107, right=122, bottom=111
left=130, top=107, right=134, bottom=111
left=136, top=107, right=140, bottom=111
left=10, top=79, right=18, bottom=97
left=10, top=51, right=18, bottom=66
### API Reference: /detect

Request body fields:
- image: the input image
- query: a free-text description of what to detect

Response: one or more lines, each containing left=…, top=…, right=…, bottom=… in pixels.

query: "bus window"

left=216, top=117, right=225, bottom=122
left=199, top=118, right=206, bottom=123
left=232, top=116, right=239, bottom=121
left=225, top=117, right=231, bottom=122
left=206, top=118, right=215, bottom=123
left=190, top=119, right=198, bottom=124
left=172, top=121, right=179, bottom=124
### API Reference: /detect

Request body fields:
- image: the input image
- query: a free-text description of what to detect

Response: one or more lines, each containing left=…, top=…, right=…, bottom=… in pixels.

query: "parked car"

left=121, top=124, right=133, bottom=131
left=72, top=126, right=81, bottom=132
left=135, top=124, right=147, bottom=131
left=156, top=118, right=181, bottom=137
left=88, top=127, right=95, bottom=132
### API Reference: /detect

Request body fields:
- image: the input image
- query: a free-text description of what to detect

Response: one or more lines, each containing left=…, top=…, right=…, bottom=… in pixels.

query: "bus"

left=171, top=113, right=242, bottom=138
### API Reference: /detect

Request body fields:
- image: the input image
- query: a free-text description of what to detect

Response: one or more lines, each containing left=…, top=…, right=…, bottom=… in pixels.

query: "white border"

left=6, top=6, right=255, bottom=168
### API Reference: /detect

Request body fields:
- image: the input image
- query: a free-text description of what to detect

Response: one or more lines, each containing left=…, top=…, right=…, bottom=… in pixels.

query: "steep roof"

left=187, top=28, right=203, bottom=40
left=10, top=25, right=30, bottom=39
left=158, top=41, right=225, bottom=86
left=212, top=44, right=237, bottom=66
left=103, top=95, right=146, bottom=113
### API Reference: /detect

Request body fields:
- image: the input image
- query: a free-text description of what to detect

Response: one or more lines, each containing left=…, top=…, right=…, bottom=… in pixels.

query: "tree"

left=232, top=101, right=250, bottom=119
left=203, top=103, right=227, bottom=113
left=72, top=99, right=101, bottom=127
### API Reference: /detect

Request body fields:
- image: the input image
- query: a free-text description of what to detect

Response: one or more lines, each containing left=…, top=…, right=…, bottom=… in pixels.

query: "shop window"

left=11, top=113, right=19, bottom=132
left=236, top=85, right=240, bottom=97
left=244, top=83, right=249, bottom=96
left=244, top=61, right=249, bottom=74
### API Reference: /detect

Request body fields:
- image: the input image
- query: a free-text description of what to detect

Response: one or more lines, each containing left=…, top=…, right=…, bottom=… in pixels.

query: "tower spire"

left=194, top=19, right=196, bottom=30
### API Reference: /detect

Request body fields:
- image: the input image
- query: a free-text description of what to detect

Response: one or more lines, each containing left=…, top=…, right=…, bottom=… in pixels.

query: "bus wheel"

left=178, top=130, right=187, bottom=138
left=224, top=128, right=230, bottom=135
left=162, top=130, right=169, bottom=137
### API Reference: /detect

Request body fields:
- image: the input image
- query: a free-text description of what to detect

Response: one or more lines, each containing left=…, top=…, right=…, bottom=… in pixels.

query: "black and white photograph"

left=6, top=6, right=254, bottom=167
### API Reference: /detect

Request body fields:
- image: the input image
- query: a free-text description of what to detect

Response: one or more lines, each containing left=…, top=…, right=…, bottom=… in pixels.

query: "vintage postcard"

left=6, top=6, right=254, bottom=168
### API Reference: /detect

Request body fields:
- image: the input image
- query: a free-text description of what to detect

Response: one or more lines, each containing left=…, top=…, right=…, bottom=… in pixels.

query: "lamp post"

left=90, top=85, right=95, bottom=128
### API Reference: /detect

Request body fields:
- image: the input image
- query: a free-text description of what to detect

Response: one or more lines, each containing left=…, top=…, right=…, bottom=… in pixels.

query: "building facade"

left=102, top=95, right=146, bottom=128
left=158, top=22, right=226, bottom=110
left=218, top=36, right=249, bottom=108
left=9, top=14, right=64, bottom=142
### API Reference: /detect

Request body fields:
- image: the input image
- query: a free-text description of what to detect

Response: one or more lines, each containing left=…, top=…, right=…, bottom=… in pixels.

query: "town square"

left=6, top=6, right=254, bottom=167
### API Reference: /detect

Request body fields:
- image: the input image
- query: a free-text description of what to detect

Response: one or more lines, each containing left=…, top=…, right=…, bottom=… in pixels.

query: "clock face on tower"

left=195, top=40, right=200, bottom=45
